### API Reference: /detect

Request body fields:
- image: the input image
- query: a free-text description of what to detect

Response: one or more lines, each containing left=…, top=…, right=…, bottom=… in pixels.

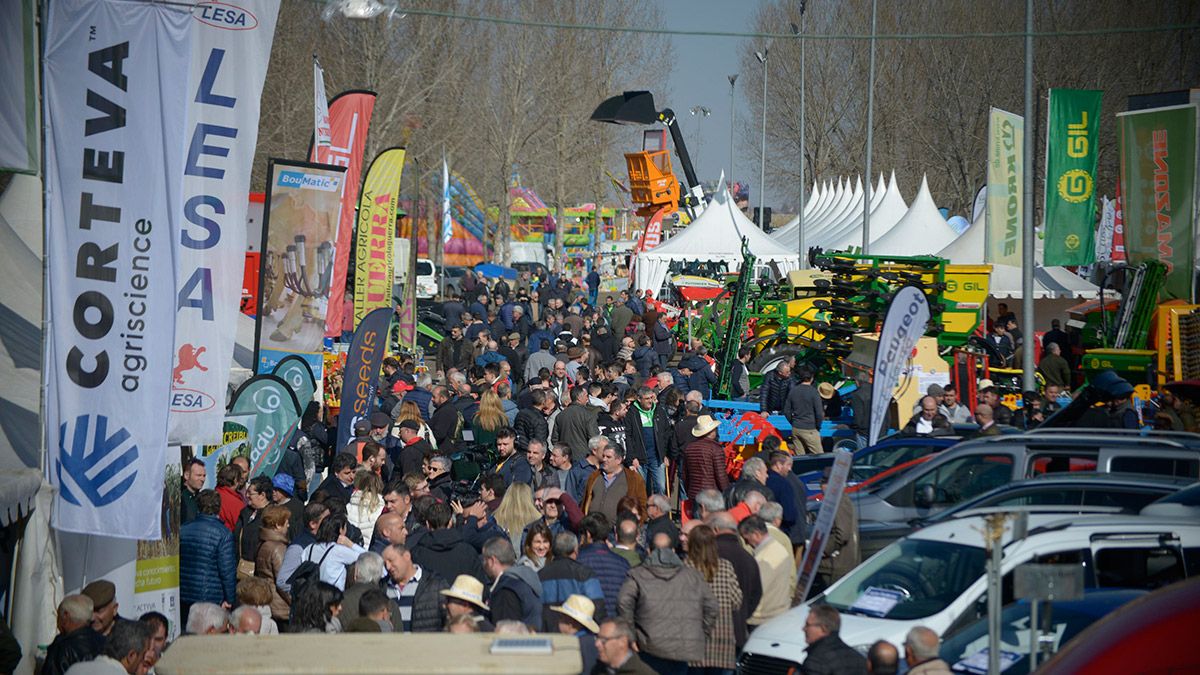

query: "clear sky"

left=657, top=0, right=786, bottom=210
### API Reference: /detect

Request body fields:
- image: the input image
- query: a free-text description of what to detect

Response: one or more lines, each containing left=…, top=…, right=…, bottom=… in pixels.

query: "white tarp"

left=937, top=212, right=1103, bottom=299
left=825, top=171, right=910, bottom=251
left=44, top=0, right=191, bottom=539
left=635, top=176, right=801, bottom=293
left=872, top=175, right=961, bottom=257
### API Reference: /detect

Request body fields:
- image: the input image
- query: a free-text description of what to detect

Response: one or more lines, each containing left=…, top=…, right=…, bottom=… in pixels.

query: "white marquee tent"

left=634, top=177, right=802, bottom=293
left=824, top=171, right=910, bottom=251
left=871, top=175, right=962, bottom=256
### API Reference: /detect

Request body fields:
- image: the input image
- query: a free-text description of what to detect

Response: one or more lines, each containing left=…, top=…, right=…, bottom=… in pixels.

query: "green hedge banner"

left=1044, top=89, right=1103, bottom=266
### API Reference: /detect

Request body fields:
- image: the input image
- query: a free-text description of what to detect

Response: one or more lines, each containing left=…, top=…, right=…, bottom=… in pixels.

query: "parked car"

left=1140, top=480, right=1200, bottom=519
left=858, top=473, right=1193, bottom=558
left=737, top=513, right=1200, bottom=673
left=441, top=265, right=469, bottom=296
left=793, top=435, right=964, bottom=495
left=847, top=430, right=1200, bottom=525
left=939, top=589, right=1147, bottom=674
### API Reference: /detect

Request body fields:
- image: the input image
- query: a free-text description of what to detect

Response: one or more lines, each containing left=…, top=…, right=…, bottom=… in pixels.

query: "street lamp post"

left=689, top=106, right=711, bottom=170
left=791, top=3, right=807, bottom=265
left=862, top=0, right=877, bottom=254
left=727, top=75, right=738, bottom=184
left=755, top=49, right=769, bottom=229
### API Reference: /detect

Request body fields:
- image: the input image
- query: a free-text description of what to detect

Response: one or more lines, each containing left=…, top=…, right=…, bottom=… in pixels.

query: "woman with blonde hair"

left=347, top=469, right=383, bottom=545
left=393, top=400, right=436, bottom=448
left=472, top=390, right=508, bottom=447
left=684, top=524, right=743, bottom=672
left=491, top=482, right=541, bottom=545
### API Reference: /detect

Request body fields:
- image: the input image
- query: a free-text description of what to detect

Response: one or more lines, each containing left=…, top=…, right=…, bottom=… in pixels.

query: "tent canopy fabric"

left=871, top=175, right=962, bottom=257
left=824, top=172, right=909, bottom=251
left=635, top=176, right=801, bottom=293
left=936, top=212, right=1104, bottom=299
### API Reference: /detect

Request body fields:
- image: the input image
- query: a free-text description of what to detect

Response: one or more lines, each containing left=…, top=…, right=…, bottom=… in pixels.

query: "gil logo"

left=1064, top=234, right=1081, bottom=251
left=1057, top=169, right=1093, bottom=204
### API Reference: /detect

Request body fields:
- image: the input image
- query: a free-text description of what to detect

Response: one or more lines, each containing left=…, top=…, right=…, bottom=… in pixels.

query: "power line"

left=372, top=5, right=1199, bottom=42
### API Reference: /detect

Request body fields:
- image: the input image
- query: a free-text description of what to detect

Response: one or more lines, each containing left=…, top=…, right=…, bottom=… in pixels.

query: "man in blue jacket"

left=179, top=490, right=236, bottom=624
left=482, top=537, right=544, bottom=631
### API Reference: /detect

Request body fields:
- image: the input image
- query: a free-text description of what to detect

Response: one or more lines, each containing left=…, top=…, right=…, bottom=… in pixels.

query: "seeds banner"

left=985, top=108, right=1023, bottom=266
left=168, top=0, right=279, bottom=445
left=1044, top=89, right=1103, bottom=266
left=335, top=307, right=392, bottom=451
left=353, top=147, right=405, bottom=329
left=43, top=0, right=191, bottom=539
left=1118, top=104, right=1198, bottom=301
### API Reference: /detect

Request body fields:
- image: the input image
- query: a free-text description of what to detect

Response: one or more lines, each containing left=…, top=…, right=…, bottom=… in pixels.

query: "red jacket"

left=216, top=486, right=244, bottom=532
left=682, top=436, right=730, bottom=498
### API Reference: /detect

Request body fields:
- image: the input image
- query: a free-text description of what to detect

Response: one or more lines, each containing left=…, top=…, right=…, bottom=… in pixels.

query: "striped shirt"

left=385, top=565, right=423, bottom=632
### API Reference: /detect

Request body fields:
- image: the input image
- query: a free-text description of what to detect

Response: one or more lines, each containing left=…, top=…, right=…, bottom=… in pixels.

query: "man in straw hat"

left=551, top=594, right=600, bottom=675
left=682, top=414, right=729, bottom=500
left=439, top=574, right=493, bottom=632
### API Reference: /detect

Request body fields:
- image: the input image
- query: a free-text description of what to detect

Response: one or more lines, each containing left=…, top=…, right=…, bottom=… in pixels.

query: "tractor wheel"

left=749, top=343, right=806, bottom=377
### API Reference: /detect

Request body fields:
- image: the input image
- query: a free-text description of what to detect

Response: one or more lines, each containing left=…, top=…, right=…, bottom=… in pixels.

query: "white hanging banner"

left=44, top=0, right=192, bottom=539
left=868, top=286, right=931, bottom=447
left=168, top=0, right=280, bottom=444
left=314, top=56, right=332, bottom=149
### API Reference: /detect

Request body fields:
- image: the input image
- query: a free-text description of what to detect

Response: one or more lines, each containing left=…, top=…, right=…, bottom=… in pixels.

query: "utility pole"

left=1022, top=0, right=1036, bottom=391
left=756, top=49, right=769, bottom=228
left=791, top=3, right=807, bottom=265
left=728, top=74, right=738, bottom=183
left=861, top=0, right=877, bottom=254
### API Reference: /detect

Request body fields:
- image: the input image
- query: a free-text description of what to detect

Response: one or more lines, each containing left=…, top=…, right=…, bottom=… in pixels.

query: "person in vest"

left=481, top=537, right=544, bottom=631
left=581, top=443, right=647, bottom=524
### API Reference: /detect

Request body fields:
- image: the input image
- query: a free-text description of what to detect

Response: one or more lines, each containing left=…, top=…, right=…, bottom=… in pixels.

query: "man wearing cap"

left=553, top=594, right=601, bottom=674
left=499, top=333, right=526, bottom=384
left=82, top=578, right=121, bottom=634
left=440, top=574, right=493, bottom=632
left=270, top=474, right=304, bottom=540
left=396, top=420, right=433, bottom=478
left=682, top=415, right=729, bottom=499
left=382, top=543, right=449, bottom=632
left=563, top=346, right=586, bottom=383
left=553, top=387, right=601, bottom=463
left=682, top=356, right=718, bottom=400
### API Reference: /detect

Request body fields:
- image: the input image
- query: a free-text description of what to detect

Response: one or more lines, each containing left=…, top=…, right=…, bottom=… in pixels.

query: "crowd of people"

left=46, top=281, right=1132, bottom=674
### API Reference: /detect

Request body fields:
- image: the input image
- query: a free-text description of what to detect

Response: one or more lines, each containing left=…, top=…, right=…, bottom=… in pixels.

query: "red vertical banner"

left=1112, top=181, right=1126, bottom=263
left=310, top=90, right=376, bottom=337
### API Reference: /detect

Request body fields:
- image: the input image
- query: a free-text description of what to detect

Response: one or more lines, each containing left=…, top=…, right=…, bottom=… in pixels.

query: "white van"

left=738, top=512, right=1200, bottom=673
left=393, top=237, right=438, bottom=300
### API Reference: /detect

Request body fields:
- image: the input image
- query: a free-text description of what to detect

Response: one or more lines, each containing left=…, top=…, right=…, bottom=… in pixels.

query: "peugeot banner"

left=228, top=375, right=301, bottom=479
left=44, top=0, right=192, bottom=539
left=168, top=0, right=280, bottom=445
left=869, top=286, right=931, bottom=447
left=335, top=307, right=392, bottom=450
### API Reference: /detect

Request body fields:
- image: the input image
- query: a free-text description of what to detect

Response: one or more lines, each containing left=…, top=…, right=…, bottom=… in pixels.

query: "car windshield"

left=822, top=538, right=986, bottom=620
left=416, top=261, right=435, bottom=276
left=852, top=443, right=944, bottom=483
left=941, top=603, right=1118, bottom=674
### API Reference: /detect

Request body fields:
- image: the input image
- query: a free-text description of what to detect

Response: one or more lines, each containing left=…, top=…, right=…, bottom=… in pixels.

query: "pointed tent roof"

left=871, top=175, right=961, bottom=256
left=636, top=176, right=801, bottom=293
left=817, top=175, right=884, bottom=248
left=825, top=171, right=907, bottom=250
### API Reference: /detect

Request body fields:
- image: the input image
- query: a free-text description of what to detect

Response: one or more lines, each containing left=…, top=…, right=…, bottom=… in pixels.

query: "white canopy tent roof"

left=936, top=212, right=1104, bottom=300
left=635, top=177, right=802, bottom=293
left=871, top=175, right=962, bottom=257
left=824, top=171, right=910, bottom=251
left=812, top=176, right=872, bottom=248
left=775, top=176, right=860, bottom=250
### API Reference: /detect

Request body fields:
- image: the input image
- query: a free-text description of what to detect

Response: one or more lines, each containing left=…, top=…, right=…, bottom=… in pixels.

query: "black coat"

left=408, top=572, right=450, bottom=632
left=623, top=405, right=676, bottom=465
left=759, top=372, right=795, bottom=414
left=430, top=400, right=461, bottom=451
left=42, top=627, right=105, bottom=675
left=410, top=528, right=487, bottom=584
left=513, top=407, right=550, bottom=450
left=803, top=633, right=868, bottom=675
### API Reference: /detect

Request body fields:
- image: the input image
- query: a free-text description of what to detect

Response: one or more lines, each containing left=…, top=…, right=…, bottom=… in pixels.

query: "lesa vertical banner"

left=43, top=0, right=192, bottom=539
left=254, top=159, right=347, bottom=377
left=310, top=90, right=376, bottom=338
left=353, top=147, right=405, bottom=329
left=169, top=0, right=280, bottom=445
left=985, top=108, right=1023, bottom=266
left=336, top=307, right=392, bottom=451
left=869, top=286, right=931, bottom=447
left=1119, top=104, right=1198, bottom=301
left=1044, top=89, right=1103, bottom=266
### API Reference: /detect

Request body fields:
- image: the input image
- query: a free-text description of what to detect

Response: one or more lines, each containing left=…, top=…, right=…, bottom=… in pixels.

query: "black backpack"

left=287, top=544, right=333, bottom=600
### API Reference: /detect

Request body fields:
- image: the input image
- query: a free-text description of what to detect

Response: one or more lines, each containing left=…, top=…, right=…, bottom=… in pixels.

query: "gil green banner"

left=1044, top=89, right=1103, bottom=266
left=985, top=108, right=1024, bottom=266
left=1119, top=104, right=1198, bottom=301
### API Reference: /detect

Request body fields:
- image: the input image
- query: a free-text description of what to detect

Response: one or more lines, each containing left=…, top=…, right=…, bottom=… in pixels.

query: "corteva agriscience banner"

left=1119, top=104, right=1198, bottom=301
left=254, top=159, right=347, bottom=377
left=353, top=147, right=405, bottom=329
left=168, top=0, right=279, bottom=446
left=985, top=108, right=1023, bottom=266
left=1044, top=89, right=1103, bottom=266
left=43, top=0, right=191, bottom=539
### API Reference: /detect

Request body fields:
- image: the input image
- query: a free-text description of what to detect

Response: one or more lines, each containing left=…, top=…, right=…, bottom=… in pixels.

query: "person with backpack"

left=290, top=513, right=366, bottom=592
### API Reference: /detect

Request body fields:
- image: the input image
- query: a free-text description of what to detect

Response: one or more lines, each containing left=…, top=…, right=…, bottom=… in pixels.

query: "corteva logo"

left=278, top=170, right=342, bottom=191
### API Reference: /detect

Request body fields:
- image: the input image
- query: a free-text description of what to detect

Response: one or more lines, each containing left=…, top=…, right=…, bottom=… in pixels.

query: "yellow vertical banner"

left=353, top=147, right=405, bottom=329
left=985, top=108, right=1023, bottom=266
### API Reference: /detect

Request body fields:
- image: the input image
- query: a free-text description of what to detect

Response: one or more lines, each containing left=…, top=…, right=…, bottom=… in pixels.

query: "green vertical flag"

left=985, top=108, right=1024, bottom=266
left=1119, top=104, right=1198, bottom=301
left=1044, top=89, right=1103, bottom=266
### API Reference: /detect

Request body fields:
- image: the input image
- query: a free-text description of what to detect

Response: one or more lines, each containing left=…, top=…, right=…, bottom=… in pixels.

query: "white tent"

left=812, top=176, right=867, bottom=246
left=775, top=176, right=862, bottom=250
left=936, top=212, right=1103, bottom=300
left=635, top=177, right=802, bottom=293
left=872, top=175, right=962, bottom=256
left=825, top=170, right=910, bottom=251
left=815, top=174, right=883, bottom=248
